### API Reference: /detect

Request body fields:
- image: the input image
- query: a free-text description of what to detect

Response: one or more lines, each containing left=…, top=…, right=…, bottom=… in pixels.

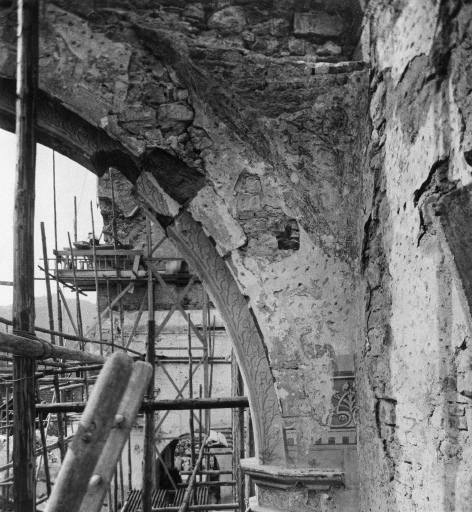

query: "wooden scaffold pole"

left=12, top=0, right=39, bottom=509
left=142, top=217, right=156, bottom=512
left=52, top=150, right=64, bottom=348
left=13, top=0, right=39, bottom=512
left=90, top=201, right=103, bottom=356
left=188, top=315, right=196, bottom=471
left=40, top=222, right=66, bottom=461
left=109, top=168, right=125, bottom=347
left=231, top=353, right=245, bottom=512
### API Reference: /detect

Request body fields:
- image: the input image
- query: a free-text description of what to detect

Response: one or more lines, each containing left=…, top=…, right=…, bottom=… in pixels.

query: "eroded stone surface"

left=359, top=2, right=472, bottom=511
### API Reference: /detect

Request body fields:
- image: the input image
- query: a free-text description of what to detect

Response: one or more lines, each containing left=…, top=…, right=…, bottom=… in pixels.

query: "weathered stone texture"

left=359, top=2, right=472, bottom=511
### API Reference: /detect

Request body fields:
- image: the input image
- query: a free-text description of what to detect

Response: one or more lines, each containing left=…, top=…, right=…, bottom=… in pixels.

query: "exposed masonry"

left=413, top=158, right=458, bottom=247
left=5, top=1, right=472, bottom=511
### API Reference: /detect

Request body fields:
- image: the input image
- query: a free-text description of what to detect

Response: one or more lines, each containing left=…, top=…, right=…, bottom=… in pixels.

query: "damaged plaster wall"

left=187, top=82, right=367, bottom=466
left=3, top=0, right=472, bottom=509
left=359, top=1, right=472, bottom=510
left=1, top=1, right=368, bottom=505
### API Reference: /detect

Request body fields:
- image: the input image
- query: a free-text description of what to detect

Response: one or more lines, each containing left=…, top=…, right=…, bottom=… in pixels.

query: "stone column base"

left=241, top=458, right=344, bottom=512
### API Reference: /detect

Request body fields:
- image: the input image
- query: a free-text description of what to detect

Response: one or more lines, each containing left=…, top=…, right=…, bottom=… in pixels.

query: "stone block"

left=252, top=21, right=272, bottom=36
left=251, top=37, right=280, bottom=55
left=188, top=185, right=247, bottom=255
left=144, top=83, right=176, bottom=105
left=188, top=126, right=213, bottom=151
left=207, top=6, right=247, bottom=35
left=380, top=424, right=395, bottom=442
left=294, top=12, right=343, bottom=39
left=378, top=398, right=396, bottom=426
left=270, top=18, right=290, bottom=37
left=135, top=172, right=181, bottom=217
left=369, top=81, right=386, bottom=129
left=242, top=30, right=256, bottom=47
left=314, top=62, right=330, bottom=74
left=182, top=3, right=205, bottom=27
left=237, top=193, right=262, bottom=213
left=317, top=40, right=342, bottom=56
left=288, top=36, right=312, bottom=56
left=157, top=102, right=194, bottom=132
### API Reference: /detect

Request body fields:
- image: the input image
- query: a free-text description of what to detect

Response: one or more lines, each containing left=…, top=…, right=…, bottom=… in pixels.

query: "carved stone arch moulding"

left=0, top=78, right=287, bottom=466
left=133, top=169, right=287, bottom=465
left=166, top=213, right=287, bottom=465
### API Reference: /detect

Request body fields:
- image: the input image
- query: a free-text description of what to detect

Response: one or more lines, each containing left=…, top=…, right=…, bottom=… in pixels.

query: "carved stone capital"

left=241, top=458, right=343, bottom=512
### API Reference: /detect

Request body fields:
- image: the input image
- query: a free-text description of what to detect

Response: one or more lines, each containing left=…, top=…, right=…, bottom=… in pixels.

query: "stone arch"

left=0, top=77, right=287, bottom=465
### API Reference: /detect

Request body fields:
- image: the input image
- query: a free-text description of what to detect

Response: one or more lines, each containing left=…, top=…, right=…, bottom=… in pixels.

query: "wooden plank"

left=45, top=353, right=134, bottom=512
left=12, top=0, right=39, bottom=508
left=154, top=504, right=240, bottom=511
left=55, top=250, right=143, bottom=257
left=79, top=361, right=153, bottom=512
left=0, top=317, right=141, bottom=357
left=36, top=397, right=249, bottom=414
left=57, top=270, right=145, bottom=279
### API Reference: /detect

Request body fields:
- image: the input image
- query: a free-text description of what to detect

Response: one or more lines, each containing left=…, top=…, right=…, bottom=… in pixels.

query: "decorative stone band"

left=133, top=151, right=287, bottom=464
left=167, top=212, right=287, bottom=465
left=135, top=172, right=181, bottom=218
left=133, top=172, right=288, bottom=465
left=241, top=458, right=343, bottom=512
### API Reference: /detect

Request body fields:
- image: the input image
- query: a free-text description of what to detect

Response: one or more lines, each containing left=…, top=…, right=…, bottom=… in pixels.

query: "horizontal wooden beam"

left=0, top=317, right=142, bottom=357
left=0, top=331, right=104, bottom=363
left=54, top=249, right=143, bottom=257
left=36, top=396, right=249, bottom=414
left=152, top=504, right=239, bottom=512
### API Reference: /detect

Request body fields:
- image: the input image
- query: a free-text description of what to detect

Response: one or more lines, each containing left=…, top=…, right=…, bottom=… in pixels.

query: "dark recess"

left=143, top=148, right=206, bottom=205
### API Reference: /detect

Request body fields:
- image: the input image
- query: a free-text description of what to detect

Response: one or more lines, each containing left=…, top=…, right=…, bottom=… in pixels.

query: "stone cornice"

left=241, top=457, right=344, bottom=491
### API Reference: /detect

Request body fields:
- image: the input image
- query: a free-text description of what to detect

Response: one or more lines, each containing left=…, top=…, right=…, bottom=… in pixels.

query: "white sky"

left=0, top=128, right=103, bottom=306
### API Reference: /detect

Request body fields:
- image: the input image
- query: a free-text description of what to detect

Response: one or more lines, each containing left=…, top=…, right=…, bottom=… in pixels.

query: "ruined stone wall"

left=359, top=1, right=472, bottom=510
left=0, top=1, right=370, bottom=508
left=3, top=0, right=472, bottom=508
